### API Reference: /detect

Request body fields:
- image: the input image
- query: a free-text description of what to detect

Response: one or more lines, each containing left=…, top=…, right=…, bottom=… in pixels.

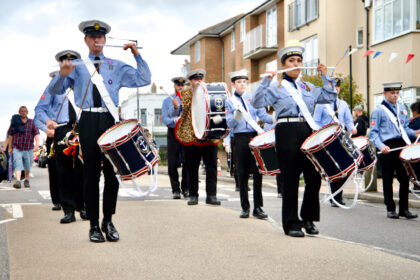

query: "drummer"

left=35, top=50, right=86, bottom=224
left=162, top=77, right=188, bottom=199
left=252, top=40, right=337, bottom=237
left=47, top=20, right=151, bottom=242
left=313, top=77, right=356, bottom=207
left=169, top=69, right=221, bottom=206
left=226, top=69, right=273, bottom=219
left=369, top=82, right=419, bottom=219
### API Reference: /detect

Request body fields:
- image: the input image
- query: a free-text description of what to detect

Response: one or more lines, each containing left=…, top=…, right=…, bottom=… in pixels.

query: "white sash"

left=380, top=104, right=411, bottom=145
left=67, top=89, right=80, bottom=121
left=325, top=101, right=339, bottom=123
left=281, top=79, right=319, bottom=130
left=230, top=95, right=264, bottom=134
left=85, top=60, right=119, bottom=122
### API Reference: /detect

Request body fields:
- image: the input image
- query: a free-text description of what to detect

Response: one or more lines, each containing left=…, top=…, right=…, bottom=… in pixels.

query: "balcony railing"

left=243, top=25, right=277, bottom=60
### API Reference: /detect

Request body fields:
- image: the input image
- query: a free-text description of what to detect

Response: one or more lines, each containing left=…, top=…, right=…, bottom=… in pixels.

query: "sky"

left=0, top=0, right=264, bottom=140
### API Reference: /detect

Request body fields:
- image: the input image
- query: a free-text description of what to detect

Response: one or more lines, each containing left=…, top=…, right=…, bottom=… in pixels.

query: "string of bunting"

left=342, top=47, right=415, bottom=64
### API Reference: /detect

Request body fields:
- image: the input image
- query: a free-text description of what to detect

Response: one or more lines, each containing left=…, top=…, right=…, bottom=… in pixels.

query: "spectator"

left=353, top=105, right=369, bottom=137
left=7, top=106, right=40, bottom=189
left=409, top=101, right=420, bottom=130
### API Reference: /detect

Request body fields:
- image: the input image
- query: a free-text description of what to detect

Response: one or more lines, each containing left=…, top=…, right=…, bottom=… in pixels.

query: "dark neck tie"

left=234, top=92, right=248, bottom=112
left=68, top=101, right=77, bottom=123
left=93, top=56, right=102, bottom=107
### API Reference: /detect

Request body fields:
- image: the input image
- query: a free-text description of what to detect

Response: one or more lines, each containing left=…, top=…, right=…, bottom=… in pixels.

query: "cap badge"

left=94, top=23, right=100, bottom=30
left=179, top=78, right=184, bottom=83
left=66, top=53, right=71, bottom=58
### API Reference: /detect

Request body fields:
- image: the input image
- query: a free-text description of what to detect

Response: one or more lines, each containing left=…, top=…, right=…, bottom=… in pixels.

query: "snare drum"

left=352, top=136, right=376, bottom=173
left=191, top=83, right=231, bottom=140
left=400, top=143, right=420, bottom=186
left=301, top=123, right=362, bottom=182
left=249, top=129, right=281, bottom=176
left=97, top=119, right=159, bottom=181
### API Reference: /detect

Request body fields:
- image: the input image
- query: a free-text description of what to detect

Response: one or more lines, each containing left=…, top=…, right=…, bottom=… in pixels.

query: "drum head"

left=191, top=83, right=208, bottom=139
left=98, top=119, right=138, bottom=146
left=301, top=124, right=339, bottom=150
left=352, top=136, right=369, bottom=150
left=249, top=129, right=275, bottom=148
left=400, top=143, right=420, bottom=161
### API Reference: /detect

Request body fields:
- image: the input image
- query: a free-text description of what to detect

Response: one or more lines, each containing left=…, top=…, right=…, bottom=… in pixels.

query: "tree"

left=302, top=74, right=363, bottom=109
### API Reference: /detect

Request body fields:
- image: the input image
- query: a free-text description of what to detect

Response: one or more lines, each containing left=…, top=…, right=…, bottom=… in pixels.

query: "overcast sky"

left=0, top=0, right=264, bottom=140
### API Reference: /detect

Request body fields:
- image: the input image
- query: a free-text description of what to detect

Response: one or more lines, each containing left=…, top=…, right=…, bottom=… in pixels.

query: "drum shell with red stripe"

left=400, top=143, right=420, bottom=186
left=249, top=129, right=281, bottom=176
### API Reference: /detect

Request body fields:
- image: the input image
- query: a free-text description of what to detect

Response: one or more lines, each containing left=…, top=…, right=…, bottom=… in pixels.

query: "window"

left=240, top=19, right=246, bottom=42
left=301, top=35, right=318, bottom=76
left=356, top=28, right=364, bottom=48
left=154, top=109, right=163, bottom=126
left=266, top=6, right=277, bottom=47
left=194, top=41, right=200, bottom=63
left=231, top=31, right=236, bottom=51
left=289, top=0, right=318, bottom=31
left=141, top=109, right=147, bottom=126
left=417, top=0, right=420, bottom=29
left=266, top=59, right=278, bottom=81
left=374, top=0, right=411, bottom=43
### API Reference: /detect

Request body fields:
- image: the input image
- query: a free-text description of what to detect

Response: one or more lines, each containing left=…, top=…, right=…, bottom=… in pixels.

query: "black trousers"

left=184, top=144, right=218, bottom=197
left=275, top=122, right=321, bottom=233
left=167, top=128, right=188, bottom=194
left=276, top=173, right=284, bottom=195
left=230, top=137, right=240, bottom=189
left=46, top=137, right=60, bottom=205
left=79, top=111, right=119, bottom=221
left=379, top=138, right=409, bottom=212
left=234, top=132, right=263, bottom=211
left=54, top=126, right=85, bottom=213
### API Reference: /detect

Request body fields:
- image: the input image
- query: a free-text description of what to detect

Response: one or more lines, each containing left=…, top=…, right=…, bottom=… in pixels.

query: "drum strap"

left=230, top=96, right=264, bottom=134
left=85, top=60, right=119, bottom=122
left=325, top=101, right=340, bottom=123
left=380, top=104, right=411, bottom=145
left=281, top=78, right=319, bottom=130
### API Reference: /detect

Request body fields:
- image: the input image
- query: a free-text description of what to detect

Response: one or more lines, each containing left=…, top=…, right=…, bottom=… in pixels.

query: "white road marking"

left=12, top=204, right=23, bottom=218
left=37, top=190, right=51, bottom=200
left=0, top=219, right=16, bottom=225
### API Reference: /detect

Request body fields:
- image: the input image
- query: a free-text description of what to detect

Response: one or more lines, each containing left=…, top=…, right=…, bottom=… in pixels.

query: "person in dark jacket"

left=409, top=101, right=420, bottom=130
left=353, top=105, right=369, bottom=137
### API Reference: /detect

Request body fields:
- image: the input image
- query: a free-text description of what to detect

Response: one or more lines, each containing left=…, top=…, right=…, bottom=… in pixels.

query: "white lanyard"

left=380, top=104, right=411, bottom=145
left=325, top=101, right=340, bottom=123
left=67, top=90, right=80, bottom=121
left=281, top=79, right=319, bottom=131
left=230, top=95, right=264, bottom=134
left=85, top=60, right=119, bottom=122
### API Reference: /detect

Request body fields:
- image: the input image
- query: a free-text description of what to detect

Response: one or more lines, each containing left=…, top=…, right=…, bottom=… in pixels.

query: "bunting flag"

left=348, top=49, right=358, bottom=56
left=363, top=50, right=375, bottom=57
left=388, top=52, right=399, bottom=62
left=343, top=48, right=349, bottom=56
left=373, top=51, right=383, bottom=59
left=406, top=54, right=415, bottom=64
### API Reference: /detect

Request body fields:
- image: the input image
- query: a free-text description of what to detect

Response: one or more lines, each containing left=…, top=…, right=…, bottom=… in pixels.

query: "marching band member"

left=170, top=69, right=221, bottom=206
left=313, top=77, right=356, bottom=207
left=369, top=82, right=419, bottom=219
left=162, top=77, right=189, bottom=199
left=35, top=51, right=86, bottom=223
left=252, top=40, right=337, bottom=237
left=48, top=20, right=151, bottom=242
left=226, top=69, right=273, bottom=219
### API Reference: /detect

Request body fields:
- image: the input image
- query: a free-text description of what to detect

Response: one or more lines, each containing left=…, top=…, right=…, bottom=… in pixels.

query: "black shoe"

left=89, top=225, right=105, bottom=243
left=399, top=210, right=418, bottom=219
left=205, top=196, right=221, bottom=205
left=387, top=211, right=399, bottom=219
left=303, top=221, right=319, bottom=235
left=277, top=193, right=283, bottom=198
left=235, top=187, right=240, bottom=192
left=60, top=212, right=76, bottom=224
left=240, top=209, right=250, bottom=218
left=23, top=179, right=30, bottom=188
left=173, top=191, right=181, bottom=199
left=13, top=181, right=21, bottom=189
left=79, top=209, right=88, bottom=220
left=52, top=204, right=61, bottom=211
left=252, top=207, right=268, bottom=219
left=287, top=229, right=305, bottom=237
left=330, top=199, right=345, bottom=207
left=187, top=196, right=198, bottom=205
left=101, top=221, right=120, bottom=242
left=182, top=191, right=190, bottom=198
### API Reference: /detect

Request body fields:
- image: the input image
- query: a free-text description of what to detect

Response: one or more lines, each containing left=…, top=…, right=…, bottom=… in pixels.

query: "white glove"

left=174, top=116, right=181, bottom=124
left=234, top=109, right=243, bottom=122
left=224, top=145, right=231, bottom=153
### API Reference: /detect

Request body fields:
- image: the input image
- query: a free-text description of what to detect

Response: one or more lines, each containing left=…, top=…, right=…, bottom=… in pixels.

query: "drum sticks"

left=95, top=44, right=143, bottom=49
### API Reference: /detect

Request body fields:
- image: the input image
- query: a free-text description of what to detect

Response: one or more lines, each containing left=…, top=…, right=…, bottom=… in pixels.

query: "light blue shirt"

left=48, top=52, right=151, bottom=108
left=369, top=100, right=416, bottom=150
left=313, top=99, right=354, bottom=130
left=251, top=75, right=337, bottom=120
left=226, top=92, right=273, bottom=134
left=162, top=94, right=177, bottom=128
left=169, top=95, right=182, bottom=118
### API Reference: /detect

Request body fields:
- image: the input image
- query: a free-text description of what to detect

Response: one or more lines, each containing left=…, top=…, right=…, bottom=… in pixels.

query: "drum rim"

left=301, top=123, right=341, bottom=152
left=352, top=136, right=369, bottom=150
left=400, top=142, right=420, bottom=161
left=97, top=119, right=140, bottom=148
left=249, top=129, right=275, bottom=148
left=191, top=83, right=209, bottom=140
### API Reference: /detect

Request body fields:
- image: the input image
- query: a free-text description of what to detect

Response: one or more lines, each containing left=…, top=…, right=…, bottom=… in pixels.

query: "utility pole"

left=349, top=45, right=353, bottom=110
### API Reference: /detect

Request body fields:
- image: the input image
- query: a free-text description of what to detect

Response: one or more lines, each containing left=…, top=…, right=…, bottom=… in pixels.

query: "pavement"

left=2, top=167, right=420, bottom=279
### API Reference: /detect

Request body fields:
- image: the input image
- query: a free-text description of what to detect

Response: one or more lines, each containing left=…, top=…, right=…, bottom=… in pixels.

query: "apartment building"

left=172, top=0, right=420, bottom=116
